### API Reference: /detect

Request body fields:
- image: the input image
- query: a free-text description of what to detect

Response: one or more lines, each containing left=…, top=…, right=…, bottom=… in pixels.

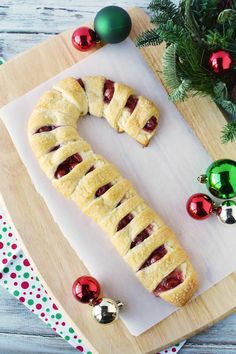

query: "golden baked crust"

left=28, top=76, right=198, bottom=307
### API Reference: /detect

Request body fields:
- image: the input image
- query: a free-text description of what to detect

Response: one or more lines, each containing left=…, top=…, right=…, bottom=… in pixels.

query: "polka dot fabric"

left=0, top=210, right=185, bottom=354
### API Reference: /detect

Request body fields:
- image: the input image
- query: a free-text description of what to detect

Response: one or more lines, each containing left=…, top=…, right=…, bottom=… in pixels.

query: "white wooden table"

left=0, top=1, right=235, bottom=353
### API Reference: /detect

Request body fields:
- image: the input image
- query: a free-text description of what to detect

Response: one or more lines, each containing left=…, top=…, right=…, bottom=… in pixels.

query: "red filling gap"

left=54, top=153, right=83, bottom=179
left=130, top=224, right=153, bottom=249
left=103, top=80, right=115, bottom=104
left=86, top=165, right=95, bottom=175
left=143, top=116, right=158, bottom=133
left=117, top=213, right=134, bottom=232
left=153, top=268, right=184, bottom=296
left=139, top=244, right=167, bottom=270
left=125, top=95, right=139, bottom=114
left=35, top=125, right=57, bottom=134
left=77, top=78, right=85, bottom=90
left=95, top=183, right=113, bottom=198
left=49, top=145, right=60, bottom=153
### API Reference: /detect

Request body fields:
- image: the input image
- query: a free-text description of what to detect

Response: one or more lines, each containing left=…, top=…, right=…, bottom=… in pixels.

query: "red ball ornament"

left=186, top=193, right=214, bottom=220
left=209, top=50, right=233, bottom=74
left=72, top=276, right=100, bottom=303
left=72, top=26, right=97, bottom=52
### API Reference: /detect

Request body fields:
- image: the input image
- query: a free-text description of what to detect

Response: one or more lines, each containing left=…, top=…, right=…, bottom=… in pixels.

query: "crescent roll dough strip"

left=28, top=76, right=199, bottom=307
left=83, top=76, right=105, bottom=117
left=103, top=82, right=134, bottom=130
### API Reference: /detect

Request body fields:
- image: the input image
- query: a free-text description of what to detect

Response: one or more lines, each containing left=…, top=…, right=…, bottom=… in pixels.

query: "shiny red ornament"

left=209, top=50, right=233, bottom=74
left=186, top=193, right=214, bottom=220
left=72, top=26, right=97, bottom=52
left=72, top=276, right=100, bottom=303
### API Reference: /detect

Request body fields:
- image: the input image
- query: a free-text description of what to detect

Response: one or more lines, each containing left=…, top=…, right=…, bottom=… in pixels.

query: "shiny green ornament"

left=94, top=6, right=132, bottom=44
left=198, top=159, right=236, bottom=199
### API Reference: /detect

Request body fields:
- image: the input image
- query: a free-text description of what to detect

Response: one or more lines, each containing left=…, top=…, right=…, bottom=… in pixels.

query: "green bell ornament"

left=94, top=6, right=132, bottom=44
left=198, top=159, right=236, bottom=199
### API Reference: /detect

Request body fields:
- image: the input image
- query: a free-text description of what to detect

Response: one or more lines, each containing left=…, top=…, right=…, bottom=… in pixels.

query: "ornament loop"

left=197, top=174, right=207, bottom=184
left=116, top=300, right=124, bottom=308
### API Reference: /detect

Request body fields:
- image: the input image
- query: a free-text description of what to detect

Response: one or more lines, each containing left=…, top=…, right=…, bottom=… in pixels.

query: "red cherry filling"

left=49, top=145, right=60, bottom=153
left=139, top=245, right=167, bottom=270
left=143, top=116, right=158, bottom=133
left=35, top=125, right=57, bottom=134
left=86, top=166, right=95, bottom=175
left=153, top=268, right=184, bottom=296
left=95, top=183, right=113, bottom=198
left=117, top=213, right=134, bottom=231
left=77, top=78, right=85, bottom=90
left=103, top=80, right=115, bottom=103
left=125, top=95, right=139, bottom=113
left=54, top=153, right=83, bottom=179
left=130, top=224, right=153, bottom=249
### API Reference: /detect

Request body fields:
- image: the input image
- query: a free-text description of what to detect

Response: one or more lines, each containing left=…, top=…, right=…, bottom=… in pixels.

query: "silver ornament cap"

left=92, top=297, right=123, bottom=324
left=217, top=200, right=236, bottom=225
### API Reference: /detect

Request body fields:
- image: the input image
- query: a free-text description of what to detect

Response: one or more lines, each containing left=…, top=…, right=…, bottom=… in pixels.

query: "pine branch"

left=148, top=0, right=183, bottom=25
left=213, top=82, right=228, bottom=100
left=149, top=0, right=178, bottom=13
left=136, top=20, right=184, bottom=48
left=151, top=12, right=173, bottom=25
left=212, top=82, right=236, bottom=115
left=214, top=82, right=236, bottom=114
left=176, top=34, right=216, bottom=95
left=221, top=120, right=236, bottom=143
left=206, top=28, right=236, bottom=49
left=162, top=44, right=181, bottom=89
left=136, top=28, right=162, bottom=47
left=192, top=0, right=219, bottom=31
left=217, top=9, right=236, bottom=25
left=217, top=99, right=236, bottom=114
left=158, top=20, right=185, bottom=43
left=170, top=79, right=191, bottom=101
left=184, top=0, right=200, bottom=35
left=135, top=0, right=236, bottom=143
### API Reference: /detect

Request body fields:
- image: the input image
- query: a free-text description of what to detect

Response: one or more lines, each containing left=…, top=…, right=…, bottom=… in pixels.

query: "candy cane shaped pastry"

left=28, top=76, right=199, bottom=307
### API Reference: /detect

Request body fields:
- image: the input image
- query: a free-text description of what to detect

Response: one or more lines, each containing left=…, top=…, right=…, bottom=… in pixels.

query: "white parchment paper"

left=1, top=39, right=236, bottom=336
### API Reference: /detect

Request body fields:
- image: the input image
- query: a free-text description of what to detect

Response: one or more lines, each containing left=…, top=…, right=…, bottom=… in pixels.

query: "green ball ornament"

left=198, top=159, right=236, bottom=199
left=94, top=6, right=132, bottom=44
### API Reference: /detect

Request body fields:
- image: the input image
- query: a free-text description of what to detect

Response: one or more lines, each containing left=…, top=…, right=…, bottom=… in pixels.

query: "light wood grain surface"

left=0, top=1, right=235, bottom=354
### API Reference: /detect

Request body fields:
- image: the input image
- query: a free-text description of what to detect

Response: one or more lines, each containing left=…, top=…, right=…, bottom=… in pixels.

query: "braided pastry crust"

left=28, top=76, right=198, bottom=307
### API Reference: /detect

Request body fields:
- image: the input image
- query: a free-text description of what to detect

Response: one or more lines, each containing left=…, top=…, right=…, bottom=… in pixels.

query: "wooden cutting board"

left=0, top=7, right=236, bottom=354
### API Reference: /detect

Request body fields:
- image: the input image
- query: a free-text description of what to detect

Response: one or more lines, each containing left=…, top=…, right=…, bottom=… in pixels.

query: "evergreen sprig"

left=136, top=0, right=236, bottom=143
left=136, top=20, right=184, bottom=47
left=136, top=28, right=162, bottom=47
left=162, top=44, right=181, bottom=89
left=149, top=0, right=183, bottom=25
left=221, top=121, right=236, bottom=143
